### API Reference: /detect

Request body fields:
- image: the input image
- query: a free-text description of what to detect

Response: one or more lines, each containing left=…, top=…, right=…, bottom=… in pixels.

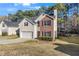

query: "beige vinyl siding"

left=8, top=27, right=18, bottom=35
left=19, top=19, right=34, bottom=31
left=0, top=21, right=8, bottom=35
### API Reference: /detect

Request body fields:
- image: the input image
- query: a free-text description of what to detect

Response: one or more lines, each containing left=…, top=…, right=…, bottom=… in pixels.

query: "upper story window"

left=2, top=24, right=5, bottom=27
left=37, top=21, right=40, bottom=27
left=44, top=20, right=51, bottom=26
left=42, top=21, right=43, bottom=26
left=24, top=22, right=28, bottom=26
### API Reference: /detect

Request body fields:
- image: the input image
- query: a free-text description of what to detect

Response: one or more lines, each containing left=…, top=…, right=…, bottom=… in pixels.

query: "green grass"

left=59, top=36, right=79, bottom=44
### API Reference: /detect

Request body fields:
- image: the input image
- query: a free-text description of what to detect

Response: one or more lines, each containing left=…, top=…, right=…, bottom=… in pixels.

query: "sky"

left=0, top=3, right=55, bottom=16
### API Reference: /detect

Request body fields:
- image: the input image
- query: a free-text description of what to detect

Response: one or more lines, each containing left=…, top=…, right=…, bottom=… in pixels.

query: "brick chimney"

left=53, top=9, right=57, bottom=40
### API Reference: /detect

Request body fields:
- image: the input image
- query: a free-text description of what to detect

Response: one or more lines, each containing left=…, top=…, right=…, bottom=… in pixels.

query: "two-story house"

left=0, top=10, right=57, bottom=40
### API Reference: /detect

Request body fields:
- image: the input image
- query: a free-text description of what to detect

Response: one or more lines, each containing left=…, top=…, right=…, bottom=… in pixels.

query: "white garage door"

left=21, top=31, right=33, bottom=39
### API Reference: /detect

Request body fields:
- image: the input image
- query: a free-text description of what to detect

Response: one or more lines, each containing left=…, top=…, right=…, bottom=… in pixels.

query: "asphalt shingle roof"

left=0, top=18, right=36, bottom=27
left=0, top=13, right=54, bottom=27
left=3, top=20, right=19, bottom=27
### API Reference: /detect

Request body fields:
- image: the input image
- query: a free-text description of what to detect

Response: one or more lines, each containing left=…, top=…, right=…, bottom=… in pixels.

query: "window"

left=44, top=32, right=51, bottom=37
left=24, top=22, right=28, bottom=26
left=37, top=21, right=40, bottom=27
left=2, top=24, right=5, bottom=27
left=42, top=21, right=43, bottom=26
left=37, top=31, right=40, bottom=37
left=44, top=20, right=51, bottom=26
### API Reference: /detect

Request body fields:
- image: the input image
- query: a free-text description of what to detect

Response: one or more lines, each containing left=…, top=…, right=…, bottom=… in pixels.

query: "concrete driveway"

left=0, top=38, right=32, bottom=44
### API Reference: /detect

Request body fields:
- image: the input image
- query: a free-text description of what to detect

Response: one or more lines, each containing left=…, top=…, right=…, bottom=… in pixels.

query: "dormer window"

left=2, top=24, right=5, bottom=27
left=24, top=22, right=28, bottom=26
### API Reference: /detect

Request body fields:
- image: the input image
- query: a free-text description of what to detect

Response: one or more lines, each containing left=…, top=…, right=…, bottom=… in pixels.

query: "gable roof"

left=25, top=18, right=36, bottom=25
left=0, top=13, right=54, bottom=27
left=0, top=17, right=36, bottom=27
left=18, top=18, right=36, bottom=25
left=35, top=13, right=55, bottom=22
left=2, top=20, right=19, bottom=27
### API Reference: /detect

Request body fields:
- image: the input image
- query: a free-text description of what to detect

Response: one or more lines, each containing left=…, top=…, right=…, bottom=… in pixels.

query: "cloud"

left=23, top=6, right=41, bottom=10
left=22, top=3, right=31, bottom=6
left=14, top=3, right=19, bottom=6
left=7, top=8, right=17, bottom=11
left=14, top=3, right=31, bottom=6
left=34, top=6, right=41, bottom=9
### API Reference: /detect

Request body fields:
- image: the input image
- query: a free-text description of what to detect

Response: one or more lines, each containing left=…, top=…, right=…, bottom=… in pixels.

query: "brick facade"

left=37, top=16, right=54, bottom=38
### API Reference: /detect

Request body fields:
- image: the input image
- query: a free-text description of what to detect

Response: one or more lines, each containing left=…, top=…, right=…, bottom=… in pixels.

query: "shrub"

left=8, top=35, right=18, bottom=39
left=2, top=32, right=8, bottom=36
left=38, top=36, right=52, bottom=41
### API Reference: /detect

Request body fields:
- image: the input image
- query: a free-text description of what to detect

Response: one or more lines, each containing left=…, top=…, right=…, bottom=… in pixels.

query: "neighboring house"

left=0, top=10, right=57, bottom=39
left=0, top=20, right=18, bottom=36
left=0, top=18, right=36, bottom=39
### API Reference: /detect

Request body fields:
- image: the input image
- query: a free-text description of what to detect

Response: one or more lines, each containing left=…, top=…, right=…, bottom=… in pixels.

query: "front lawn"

left=0, top=40, right=68, bottom=56
left=0, top=35, right=18, bottom=39
left=58, top=35, right=79, bottom=44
